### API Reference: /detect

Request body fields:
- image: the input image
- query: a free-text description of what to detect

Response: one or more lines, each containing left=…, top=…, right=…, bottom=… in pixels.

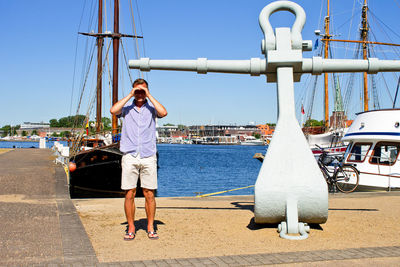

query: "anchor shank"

left=276, top=67, right=296, bottom=120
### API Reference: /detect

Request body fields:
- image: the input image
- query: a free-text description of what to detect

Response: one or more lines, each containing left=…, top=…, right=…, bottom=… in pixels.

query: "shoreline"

left=0, top=139, right=66, bottom=142
left=0, top=139, right=40, bottom=142
left=0, top=139, right=268, bottom=147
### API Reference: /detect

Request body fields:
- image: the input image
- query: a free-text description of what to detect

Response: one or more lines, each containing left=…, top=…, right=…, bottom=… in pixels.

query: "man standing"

left=110, top=78, right=167, bottom=241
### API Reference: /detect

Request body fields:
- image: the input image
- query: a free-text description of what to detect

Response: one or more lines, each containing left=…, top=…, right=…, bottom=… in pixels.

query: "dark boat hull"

left=69, top=143, right=145, bottom=198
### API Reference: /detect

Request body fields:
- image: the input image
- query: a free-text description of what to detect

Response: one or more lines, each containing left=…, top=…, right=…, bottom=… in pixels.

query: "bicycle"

left=317, top=148, right=360, bottom=193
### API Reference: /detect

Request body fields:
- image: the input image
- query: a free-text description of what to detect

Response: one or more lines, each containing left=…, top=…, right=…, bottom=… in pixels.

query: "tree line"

left=0, top=115, right=113, bottom=137
left=50, top=115, right=111, bottom=130
left=49, top=115, right=86, bottom=128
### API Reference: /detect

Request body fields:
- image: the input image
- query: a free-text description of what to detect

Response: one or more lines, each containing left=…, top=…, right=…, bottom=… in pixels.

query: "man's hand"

left=130, top=85, right=150, bottom=98
left=142, top=86, right=150, bottom=98
left=128, top=88, right=136, bottom=97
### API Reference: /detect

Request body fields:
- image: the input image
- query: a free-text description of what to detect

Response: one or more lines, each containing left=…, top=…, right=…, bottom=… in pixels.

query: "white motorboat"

left=240, top=136, right=264, bottom=146
left=308, top=129, right=348, bottom=160
left=341, top=109, right=400, bottom=190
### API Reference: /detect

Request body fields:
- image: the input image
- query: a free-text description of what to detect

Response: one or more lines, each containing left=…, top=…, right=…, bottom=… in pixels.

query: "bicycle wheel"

left=335, top=165, right=359, bottom=193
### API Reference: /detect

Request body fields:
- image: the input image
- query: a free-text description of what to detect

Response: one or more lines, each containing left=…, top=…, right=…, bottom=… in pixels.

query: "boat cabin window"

left=369, top=142, right=400, bottom=166
left=347, top=143, right=372, bottom=162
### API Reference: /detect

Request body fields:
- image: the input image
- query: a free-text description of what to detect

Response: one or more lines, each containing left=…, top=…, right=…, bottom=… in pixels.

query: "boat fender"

left=68, top=162, right=77, bottom=172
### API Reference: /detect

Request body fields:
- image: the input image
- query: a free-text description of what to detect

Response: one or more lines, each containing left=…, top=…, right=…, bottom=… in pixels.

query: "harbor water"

left=0, top=141, right=266, bottom=197
left=0, top=140, right=68, bottom=149
left=157, top=144, right=265, bottom=197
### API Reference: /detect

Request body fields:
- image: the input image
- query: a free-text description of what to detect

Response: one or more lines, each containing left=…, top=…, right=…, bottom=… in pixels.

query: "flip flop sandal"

left=147, top=231, right=159, bottom=240
left=124, top=232, right=136, bottom=241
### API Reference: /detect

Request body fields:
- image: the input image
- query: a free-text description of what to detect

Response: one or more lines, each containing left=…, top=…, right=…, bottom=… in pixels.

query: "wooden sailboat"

left=304, top=0, right=400, bottom=153
left=68, top=0, right=143, bottom=197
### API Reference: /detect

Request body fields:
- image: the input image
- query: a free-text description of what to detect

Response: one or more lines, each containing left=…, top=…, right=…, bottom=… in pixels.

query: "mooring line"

left=196, top=185, right=255, bottom=198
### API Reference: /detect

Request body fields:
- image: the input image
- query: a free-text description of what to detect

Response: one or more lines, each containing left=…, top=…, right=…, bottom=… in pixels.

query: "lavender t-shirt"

left=118, top=100, right=157, bottom=158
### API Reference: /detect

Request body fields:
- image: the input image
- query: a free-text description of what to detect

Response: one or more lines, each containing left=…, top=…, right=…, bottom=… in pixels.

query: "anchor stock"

left=129, top=57, right=400, bottom=78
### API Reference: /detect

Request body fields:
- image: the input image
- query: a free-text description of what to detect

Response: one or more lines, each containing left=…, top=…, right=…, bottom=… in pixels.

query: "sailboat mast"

left=112, top=0, right=120, bottom=135
left=323, top=0, right=330, bottom=128
left=96, top=0, right=103, bottom=134
left=361, top=0, right=369, bottom=111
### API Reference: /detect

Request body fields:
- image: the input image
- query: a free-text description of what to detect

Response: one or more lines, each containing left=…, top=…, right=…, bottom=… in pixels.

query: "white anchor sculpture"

left=129, top=1, right=400, bottom=239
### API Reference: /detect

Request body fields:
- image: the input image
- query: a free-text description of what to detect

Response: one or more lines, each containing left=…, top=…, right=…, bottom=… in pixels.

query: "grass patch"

left=0, top=148, right=12, bottom=155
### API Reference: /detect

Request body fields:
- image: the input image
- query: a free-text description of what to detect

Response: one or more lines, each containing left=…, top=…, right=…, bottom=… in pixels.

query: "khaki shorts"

left=121, top=154, right=158, bottom=190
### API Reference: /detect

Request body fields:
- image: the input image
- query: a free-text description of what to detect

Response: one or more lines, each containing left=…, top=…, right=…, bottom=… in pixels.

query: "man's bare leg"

left=124, top=188, right=136, bottom=234
left=143, top=188, right=158, bottom=238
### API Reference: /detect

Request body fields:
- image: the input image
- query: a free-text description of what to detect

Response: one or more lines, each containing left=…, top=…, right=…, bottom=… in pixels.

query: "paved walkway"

left=0, top=149, right=399, bottom=266
left=0, top=149, right=97, bottom=266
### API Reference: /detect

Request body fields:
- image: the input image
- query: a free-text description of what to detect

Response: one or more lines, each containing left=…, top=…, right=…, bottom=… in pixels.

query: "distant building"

left=20, top=122, right=50, bottom=130
left=156, top=125, right=179, bottom=137
left=156, top=124, right=265, bottom=138
left=188, top=124, right=262, bottom=137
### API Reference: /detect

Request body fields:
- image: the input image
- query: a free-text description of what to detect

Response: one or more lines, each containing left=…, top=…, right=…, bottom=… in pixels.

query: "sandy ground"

left=73, top=193, right=400, bottom=263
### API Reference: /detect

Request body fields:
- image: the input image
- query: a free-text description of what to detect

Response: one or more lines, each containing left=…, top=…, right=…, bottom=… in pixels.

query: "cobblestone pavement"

left=1, top=149, right=400, bottom=266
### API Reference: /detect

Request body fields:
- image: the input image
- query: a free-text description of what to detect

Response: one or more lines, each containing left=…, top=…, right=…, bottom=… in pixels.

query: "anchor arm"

left=129, top=58, right=266, bottom=76
left=129, top=57, right=400, bottom=77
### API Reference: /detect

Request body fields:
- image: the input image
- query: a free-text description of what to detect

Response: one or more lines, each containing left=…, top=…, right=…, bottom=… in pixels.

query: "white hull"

left=241, top=141, right=264, bottom=146
left=307, top=128, right=347, bottom=148
left=240, top=136, right=264, bottom=146
left=342, top=109, right=400, bottom=190
left=357, top=172, right=400, bottom=189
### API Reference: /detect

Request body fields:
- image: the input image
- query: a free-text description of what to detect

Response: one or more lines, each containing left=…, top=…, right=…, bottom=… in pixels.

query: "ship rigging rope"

left=129, top=0, right=140, bottom=60
left=104, top=38, right=113, bottom=109
left=342, top=40, right=364, bottom=114
left=295, top=73, right=311, bottom=124
left=369, top=13, right=400, bottom=58
left=369, top=31, right=400, bottom=87
left=367, top=47, right=381, bottom=109
left=74, top=43, right=96, bottom=124
left=393, top=76, right=400, bottom=108
left=367, top=20, right=398, bottom=106
left=72, top=37, right=95, bottom=130
left=70, top=0, right=90, bottom=119
left=134, top=0, right=147, bottom=58
left=302, top=45, right=323, bottom=123
left=369, top=9, right=400, bottom=41
left=120, top=48, right=126, bottom=97
left=129, top=0, right=148, bottom=80
left=120, top=39, right=134, bottom=84
left=72, top=40, right=112, bottom=136
left=69, top=1, right=94, bottom=144
left=317, top=0, right=324, bottom=37
left=104, top=0, right=108, bottom=34
left=306, top=75, right=319, bottom=123
left=344, top=0, right=357, bottom=58
left=84, top=41, right=113, bottom=129
left=369, top=28, right=400, bottom=107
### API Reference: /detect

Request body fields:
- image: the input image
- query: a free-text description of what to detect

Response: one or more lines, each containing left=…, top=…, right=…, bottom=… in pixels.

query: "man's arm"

left=141, top=86, right=167, bottom=118
left=110, top=89, right=135, bottom=115
left=147, top=93, right=168, bottom=118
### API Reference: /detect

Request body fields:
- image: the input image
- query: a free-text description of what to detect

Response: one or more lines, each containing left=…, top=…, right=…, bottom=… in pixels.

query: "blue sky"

left=1, top=0, right=399, bottom=127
